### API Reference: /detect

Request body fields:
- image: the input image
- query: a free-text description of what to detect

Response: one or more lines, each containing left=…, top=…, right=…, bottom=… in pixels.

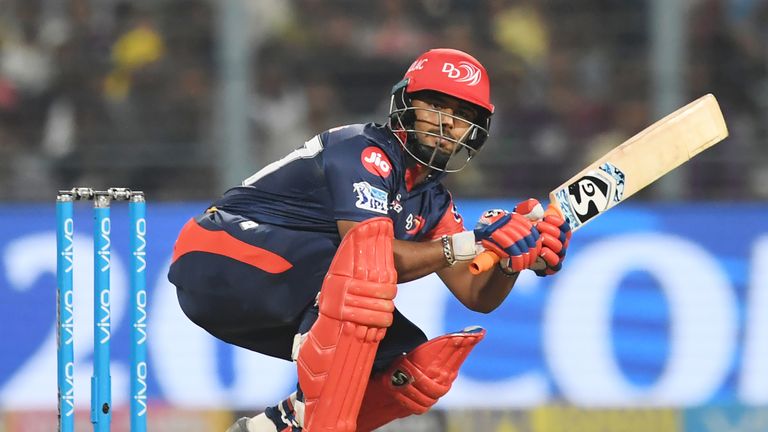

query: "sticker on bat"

left=555, top=162, right=625, bottom=227
left=598, top=162, right=625, bottom=202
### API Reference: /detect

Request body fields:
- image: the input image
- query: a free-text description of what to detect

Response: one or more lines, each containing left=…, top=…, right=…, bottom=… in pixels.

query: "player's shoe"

left=225, top=413, right=297, bottom=432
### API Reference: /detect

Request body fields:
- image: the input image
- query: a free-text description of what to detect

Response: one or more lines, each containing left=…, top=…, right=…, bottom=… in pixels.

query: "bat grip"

left=469, top=250, right=500, bottom=275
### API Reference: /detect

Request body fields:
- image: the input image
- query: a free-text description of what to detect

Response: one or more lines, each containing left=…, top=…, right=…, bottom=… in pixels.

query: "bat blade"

left=550, top=93, right=728, bottom=231
left=469, top=94, right=728, bottom=275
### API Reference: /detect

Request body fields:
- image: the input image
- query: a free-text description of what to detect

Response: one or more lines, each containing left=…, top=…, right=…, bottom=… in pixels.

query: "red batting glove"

left=534, top=212, right=572, bottom=276
left=474, top=206, right=542, bottom=273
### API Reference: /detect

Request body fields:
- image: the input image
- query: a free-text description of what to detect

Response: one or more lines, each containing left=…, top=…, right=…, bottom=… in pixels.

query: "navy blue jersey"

left=170, top=123, right=459, bottom=361
left=213, top=123, right=465, bottom=241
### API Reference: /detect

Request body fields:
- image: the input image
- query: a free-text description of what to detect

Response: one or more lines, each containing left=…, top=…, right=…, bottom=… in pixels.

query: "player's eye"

left=455, top=109, right=474, bottom=122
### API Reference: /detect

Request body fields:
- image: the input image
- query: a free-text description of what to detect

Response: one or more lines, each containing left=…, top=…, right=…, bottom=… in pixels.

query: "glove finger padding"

left=474, top=208, right=542, bottom=273
left=534, top=213, right=572, bottom=277
left=539, top=246, right=561, bottom=266
left=544, top=213, right=571, bottom=237
left=513, top=198, right=545, bottom=221
left=539, top=232, right=563, bottom=255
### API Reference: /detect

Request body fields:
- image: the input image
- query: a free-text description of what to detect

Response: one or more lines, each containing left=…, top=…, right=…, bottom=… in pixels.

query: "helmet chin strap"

left=405, top=133, right=450, bottom=170
left=418, top=143, right=451, bottom=170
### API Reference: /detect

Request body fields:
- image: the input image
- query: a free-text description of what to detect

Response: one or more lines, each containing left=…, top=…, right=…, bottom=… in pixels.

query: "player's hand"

left=473, top=204, right=542, bottom=274
left=533, top=211, right=572, bottom=276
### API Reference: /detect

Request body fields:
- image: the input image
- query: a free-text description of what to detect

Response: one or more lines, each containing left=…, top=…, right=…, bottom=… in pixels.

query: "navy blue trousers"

left=168, top=210, right=427, bottom=370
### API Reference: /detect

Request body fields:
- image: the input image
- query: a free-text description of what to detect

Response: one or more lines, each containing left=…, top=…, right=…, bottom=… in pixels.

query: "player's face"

left=410, top=93, right=478, bottom=154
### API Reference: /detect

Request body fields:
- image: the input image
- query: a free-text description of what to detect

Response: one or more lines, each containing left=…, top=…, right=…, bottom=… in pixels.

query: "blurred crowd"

left=0, top=0, right=766, bottom=201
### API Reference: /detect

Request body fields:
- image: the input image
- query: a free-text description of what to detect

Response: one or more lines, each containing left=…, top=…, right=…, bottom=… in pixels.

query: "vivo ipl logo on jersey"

left=353, top=181, right=389, bottom=215
left=442, top=62, right=482, bottom=86
left=361, top=147, right=392, bottom=178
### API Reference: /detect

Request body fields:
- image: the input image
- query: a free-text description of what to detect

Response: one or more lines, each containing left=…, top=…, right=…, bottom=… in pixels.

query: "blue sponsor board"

left=0, top=201, right=767, bottom=410
left=684, top=405, right=768, bottom=432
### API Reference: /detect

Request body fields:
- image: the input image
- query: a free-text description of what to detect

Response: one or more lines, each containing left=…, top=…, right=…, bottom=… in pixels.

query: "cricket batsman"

left=168, top=48, right=572, bottom=431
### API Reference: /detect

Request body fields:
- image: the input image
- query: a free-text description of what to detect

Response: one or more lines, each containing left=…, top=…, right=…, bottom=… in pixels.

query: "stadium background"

left=0, top=0, right=767, bottom=431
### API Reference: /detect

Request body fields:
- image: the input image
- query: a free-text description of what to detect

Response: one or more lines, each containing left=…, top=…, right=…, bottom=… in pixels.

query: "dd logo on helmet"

left=441, top=61, right=482, bottom=86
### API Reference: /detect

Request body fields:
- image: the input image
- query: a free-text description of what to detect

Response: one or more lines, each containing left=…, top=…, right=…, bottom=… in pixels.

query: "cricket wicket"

left=56, top=187, right=147, bottom=432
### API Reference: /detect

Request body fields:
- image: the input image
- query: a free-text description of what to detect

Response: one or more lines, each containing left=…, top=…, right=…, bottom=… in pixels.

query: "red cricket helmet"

left=389, top=48, right=494, bottom=172
left=402, top=48, right=494, bottom=114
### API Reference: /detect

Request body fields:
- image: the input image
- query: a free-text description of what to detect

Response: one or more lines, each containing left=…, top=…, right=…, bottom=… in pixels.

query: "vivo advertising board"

left=0, top=201, right=766, bottom=411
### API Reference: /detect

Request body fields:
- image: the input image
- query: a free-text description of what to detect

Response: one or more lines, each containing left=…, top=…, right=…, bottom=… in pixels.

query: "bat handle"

left=469, top=250, right=500, bottom=275
left=544, top=203, right=563, bottom=219
left=468, top=203, right=564, bottom=275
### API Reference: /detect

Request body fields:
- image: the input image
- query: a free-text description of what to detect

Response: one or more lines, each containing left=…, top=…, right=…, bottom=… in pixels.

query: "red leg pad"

left=297, top=218, right=398, bottom=432
left=355, top=326, right=486, bottom=432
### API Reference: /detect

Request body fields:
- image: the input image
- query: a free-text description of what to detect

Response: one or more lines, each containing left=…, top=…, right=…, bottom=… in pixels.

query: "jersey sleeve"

left=323, top=130, right=397, bottom=222
left=422, top=192, right=465, bottom=240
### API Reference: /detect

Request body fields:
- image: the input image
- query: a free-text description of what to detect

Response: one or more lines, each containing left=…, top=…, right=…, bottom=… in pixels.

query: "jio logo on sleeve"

left=361, top=146, right=392, bottom=178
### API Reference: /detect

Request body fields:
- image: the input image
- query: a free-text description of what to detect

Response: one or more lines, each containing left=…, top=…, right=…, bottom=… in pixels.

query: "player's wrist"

left=441, top=235, right=456, bottom=266
left=441, top=231, right=479, bottom=267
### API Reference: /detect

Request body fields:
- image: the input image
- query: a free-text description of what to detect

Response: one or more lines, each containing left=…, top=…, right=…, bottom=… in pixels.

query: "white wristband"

left=451, top=231, right=478, bottom=261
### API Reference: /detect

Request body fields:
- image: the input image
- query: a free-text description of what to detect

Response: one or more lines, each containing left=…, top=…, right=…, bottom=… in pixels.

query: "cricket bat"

left=469, top=93, right=729, bottom=274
